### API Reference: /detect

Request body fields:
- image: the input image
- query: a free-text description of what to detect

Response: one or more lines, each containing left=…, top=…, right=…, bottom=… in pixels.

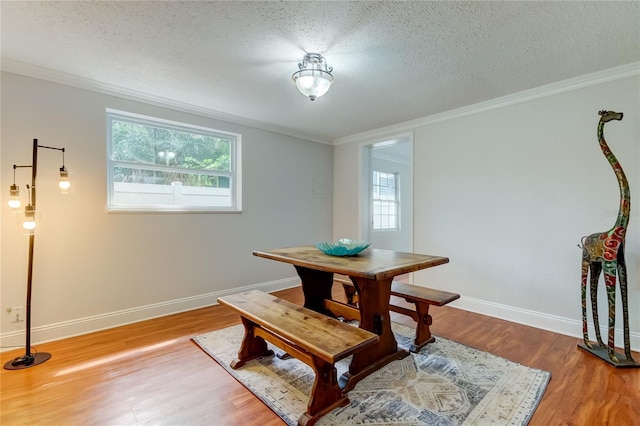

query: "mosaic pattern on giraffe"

left=579, top=110, right=637, bottom=367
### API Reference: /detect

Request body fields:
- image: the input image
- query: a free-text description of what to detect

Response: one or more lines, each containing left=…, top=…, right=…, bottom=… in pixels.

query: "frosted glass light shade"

left=293, top=70, right=333, bottom=101
left=292, top=53, right=334, bottom=101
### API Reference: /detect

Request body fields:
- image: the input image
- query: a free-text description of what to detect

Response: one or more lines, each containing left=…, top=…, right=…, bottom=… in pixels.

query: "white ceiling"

left=1, top=1, right=639, bottom=143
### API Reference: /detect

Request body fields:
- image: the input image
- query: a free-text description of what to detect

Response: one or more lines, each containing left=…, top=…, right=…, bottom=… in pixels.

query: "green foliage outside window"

left=111, top=120, right=231, bottom=188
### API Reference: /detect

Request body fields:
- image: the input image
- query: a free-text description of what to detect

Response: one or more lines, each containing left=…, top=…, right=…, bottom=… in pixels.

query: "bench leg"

left=340, top=282, right=359, bottom=306
left=230, top=317, right=274, bottom=369
left=410, top=301, right=435, bottom=353
left=298, top=357, right=349, bottom=426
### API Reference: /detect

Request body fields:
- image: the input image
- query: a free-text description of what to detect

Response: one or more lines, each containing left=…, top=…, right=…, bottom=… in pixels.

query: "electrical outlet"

left=14, top=306, right=24, bottom=322
left=6, top=306, right=24, bottom=322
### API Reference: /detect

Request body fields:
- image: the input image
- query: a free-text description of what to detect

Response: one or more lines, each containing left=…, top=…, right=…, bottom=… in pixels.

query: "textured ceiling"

left=1, top=1, right=639, bottom=143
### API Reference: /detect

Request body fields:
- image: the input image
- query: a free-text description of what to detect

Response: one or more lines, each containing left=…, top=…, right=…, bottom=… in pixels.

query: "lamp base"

left=4, top=352, right=51, bottom=370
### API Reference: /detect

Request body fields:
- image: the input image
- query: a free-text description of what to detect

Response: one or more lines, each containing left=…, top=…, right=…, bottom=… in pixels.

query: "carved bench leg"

left=298, top=357, right=349, bottom=426
left=410, top=301, right=435, bottom=353
left=340, top=282, right=359, bottom=306
left=230, top=317, right=274, bottom=369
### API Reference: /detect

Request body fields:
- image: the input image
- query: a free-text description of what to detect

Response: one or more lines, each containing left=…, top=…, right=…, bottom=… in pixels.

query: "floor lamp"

left=4, top=138, right=70, bottom=370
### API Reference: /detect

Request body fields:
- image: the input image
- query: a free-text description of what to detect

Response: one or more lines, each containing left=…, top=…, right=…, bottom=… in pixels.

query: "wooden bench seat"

left=333, top=276, right=460, bottom=353
left=217, top=290, right=379, bottom=426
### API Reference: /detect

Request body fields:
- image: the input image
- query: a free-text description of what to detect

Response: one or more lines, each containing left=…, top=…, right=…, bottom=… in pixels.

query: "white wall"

left=334, top=70, right=640, bottom=350
left=1, top=72, right=333, bottom=347
left=369, top=146, right=413, bottom=252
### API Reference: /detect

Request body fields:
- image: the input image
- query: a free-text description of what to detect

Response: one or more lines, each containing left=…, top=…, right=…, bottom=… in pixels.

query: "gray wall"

left=334, top=71, right=640, bottom=350
left=1, top=72, right=333, bottom=346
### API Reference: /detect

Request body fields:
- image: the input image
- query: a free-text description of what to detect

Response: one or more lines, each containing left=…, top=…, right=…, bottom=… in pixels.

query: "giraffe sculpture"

left=580, top=110, right=635, bottom=365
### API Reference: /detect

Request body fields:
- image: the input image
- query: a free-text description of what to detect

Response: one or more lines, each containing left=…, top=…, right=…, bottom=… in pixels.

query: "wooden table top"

left=253, top=245, right=449, bottom=280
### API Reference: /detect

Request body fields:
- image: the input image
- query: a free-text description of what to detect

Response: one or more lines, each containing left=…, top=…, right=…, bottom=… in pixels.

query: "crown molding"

left=3, top=59, right=637, bottom=147
left=0, top=58, right=331, bottom=145
left=334, top=61, right=640, bottom=146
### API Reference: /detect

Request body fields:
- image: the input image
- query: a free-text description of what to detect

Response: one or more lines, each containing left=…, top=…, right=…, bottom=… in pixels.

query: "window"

left=107, top=110, right=241, bottom=212
left=372, top=170, right=399, bottom=230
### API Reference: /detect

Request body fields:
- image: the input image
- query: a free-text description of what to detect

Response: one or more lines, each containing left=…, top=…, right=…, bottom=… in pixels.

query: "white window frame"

left=372, top=170, right=399, bottom=230
left=106, top=109, right=242, bottom=212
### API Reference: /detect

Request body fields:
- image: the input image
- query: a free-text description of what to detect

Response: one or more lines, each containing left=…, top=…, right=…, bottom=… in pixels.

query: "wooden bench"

left=333, top=276, right=460, bottom=353
left=217, top=290, right=379, bottom=426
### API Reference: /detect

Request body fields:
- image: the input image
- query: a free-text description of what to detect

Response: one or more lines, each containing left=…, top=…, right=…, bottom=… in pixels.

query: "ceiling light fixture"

left=292, top=53, right=334, bottom=101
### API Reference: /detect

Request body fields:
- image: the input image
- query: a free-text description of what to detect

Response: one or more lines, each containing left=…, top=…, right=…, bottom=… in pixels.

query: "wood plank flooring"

left=1, top=285, right=638, bottom=425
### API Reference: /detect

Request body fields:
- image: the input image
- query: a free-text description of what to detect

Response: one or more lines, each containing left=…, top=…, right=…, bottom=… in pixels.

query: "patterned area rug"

left=193, top=322, right=550, bottom=425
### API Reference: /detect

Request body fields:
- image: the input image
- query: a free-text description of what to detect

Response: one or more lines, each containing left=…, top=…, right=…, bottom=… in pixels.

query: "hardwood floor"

left=1, top=285, right=638, bottom=425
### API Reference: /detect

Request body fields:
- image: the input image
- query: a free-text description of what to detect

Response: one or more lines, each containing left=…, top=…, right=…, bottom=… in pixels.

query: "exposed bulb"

left=22, top=220, right=37, bottom=231
left=59, top=167, right=71, bottom=191
left=22, top=205, right=36, bottom=230
left=8, top=184, right=21, bottom=209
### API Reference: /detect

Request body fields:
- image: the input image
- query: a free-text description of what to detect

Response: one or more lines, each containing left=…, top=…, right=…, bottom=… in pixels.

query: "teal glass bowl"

left=315, top=238, right=370, bottom=256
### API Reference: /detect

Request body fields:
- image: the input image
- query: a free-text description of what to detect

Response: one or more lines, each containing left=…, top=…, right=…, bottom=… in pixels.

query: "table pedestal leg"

left=340, top=276, right=409, bottom=391
left=295, top=266, right=335, bottom=317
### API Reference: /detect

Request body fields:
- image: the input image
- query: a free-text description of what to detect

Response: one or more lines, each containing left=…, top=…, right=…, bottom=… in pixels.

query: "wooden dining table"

left=253, top=245, right=449, bottom=390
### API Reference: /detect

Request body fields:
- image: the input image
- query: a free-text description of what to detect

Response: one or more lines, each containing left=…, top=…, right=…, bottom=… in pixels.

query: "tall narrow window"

left=372, top=170, right=399, bottom=230
left=107, top=110, right=241, bottom=212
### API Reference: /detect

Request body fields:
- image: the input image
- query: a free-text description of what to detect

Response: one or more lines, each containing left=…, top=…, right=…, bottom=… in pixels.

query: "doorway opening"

left=360, top=135, right=413, bottom=254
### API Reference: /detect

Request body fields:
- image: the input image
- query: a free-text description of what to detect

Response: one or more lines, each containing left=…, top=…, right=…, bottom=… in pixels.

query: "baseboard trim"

left=0, top=277, right=299, bottom=352
left=3, top=280, right=637, bottom=353
left=450, top=296, right=640, bottom=352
